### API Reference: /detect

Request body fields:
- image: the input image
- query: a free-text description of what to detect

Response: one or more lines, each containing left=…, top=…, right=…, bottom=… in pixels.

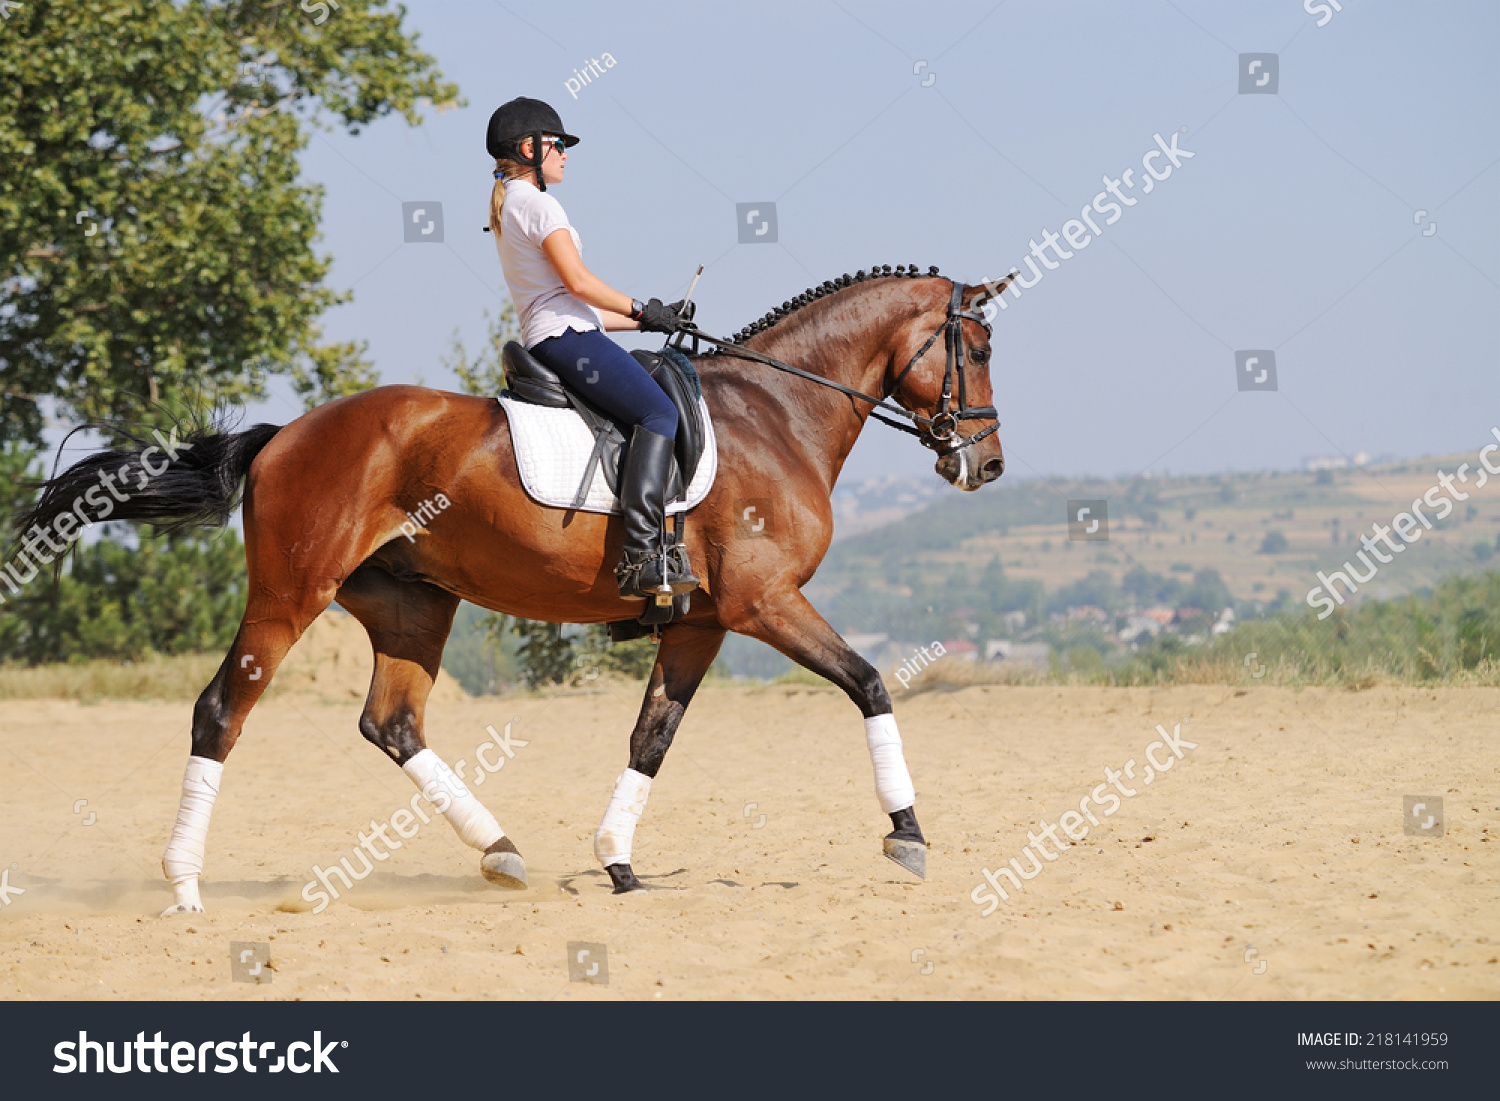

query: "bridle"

left=881, top=280, right=998, bottom=451
left=675, top=279, right=1001, bottom=454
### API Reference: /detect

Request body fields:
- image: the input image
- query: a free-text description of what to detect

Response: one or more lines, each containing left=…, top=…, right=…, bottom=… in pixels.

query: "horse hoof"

left=481, top=851, right=529, bottom=890
left=160, top=903, right=205, bottom=917
left=883, top=837, right=927, bottom=879
left=607, top=863, right=645, bottom=894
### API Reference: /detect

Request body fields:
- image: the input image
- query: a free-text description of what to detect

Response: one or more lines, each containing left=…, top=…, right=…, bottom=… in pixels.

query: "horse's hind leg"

left=598, top=623, right=726, bottom=893
left=337, top=564, right=527, bottom=891
left=723, top=587, right=927, bottom=879
left=161, top=590, right=332, bottom=915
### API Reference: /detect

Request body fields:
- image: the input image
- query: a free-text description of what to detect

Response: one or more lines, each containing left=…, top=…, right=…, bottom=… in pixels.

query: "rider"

left=485, top=96, right=699, bottom=601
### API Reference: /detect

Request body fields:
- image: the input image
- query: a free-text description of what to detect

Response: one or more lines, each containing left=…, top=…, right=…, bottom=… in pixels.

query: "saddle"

left=499, top=340, right=709, bottom=639
left=500, top=341, right=707, bottom=509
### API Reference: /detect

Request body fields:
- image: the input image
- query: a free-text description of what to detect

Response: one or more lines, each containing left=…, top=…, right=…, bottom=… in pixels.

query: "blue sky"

left=258, top=0, right=1497, bottom=486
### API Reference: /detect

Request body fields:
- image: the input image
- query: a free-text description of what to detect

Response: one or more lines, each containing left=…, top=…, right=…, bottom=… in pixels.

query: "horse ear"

left=967, top=270, right=1017, bottom=308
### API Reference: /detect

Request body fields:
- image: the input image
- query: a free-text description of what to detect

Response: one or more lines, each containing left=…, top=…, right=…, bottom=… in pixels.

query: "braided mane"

left=724, top=263, right=942, bottom=347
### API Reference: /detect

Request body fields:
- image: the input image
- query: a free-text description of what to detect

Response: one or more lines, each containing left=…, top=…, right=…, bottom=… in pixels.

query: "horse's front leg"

left=596, top=623, right=727, bottom=893
left=725, top=586, right=928, bottom=878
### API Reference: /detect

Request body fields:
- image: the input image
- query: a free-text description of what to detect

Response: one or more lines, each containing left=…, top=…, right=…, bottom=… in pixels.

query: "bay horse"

left=18, top=266, right=1011, bottom=913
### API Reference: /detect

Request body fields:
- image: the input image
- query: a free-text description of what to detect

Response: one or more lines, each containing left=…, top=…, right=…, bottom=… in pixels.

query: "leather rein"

left=674, top=279, right=1000, bottom=454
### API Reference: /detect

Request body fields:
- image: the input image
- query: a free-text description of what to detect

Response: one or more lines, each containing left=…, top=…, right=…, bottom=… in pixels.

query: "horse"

left=17, top=265, right=1012, bottom=913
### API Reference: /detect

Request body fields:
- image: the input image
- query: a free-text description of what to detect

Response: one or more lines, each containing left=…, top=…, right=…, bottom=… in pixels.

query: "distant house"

left=1119, top=615, right=1164, bottom=643
left=1305, top=452, right=1369, bottom=471
left=941, top=639, right=979, bottom=661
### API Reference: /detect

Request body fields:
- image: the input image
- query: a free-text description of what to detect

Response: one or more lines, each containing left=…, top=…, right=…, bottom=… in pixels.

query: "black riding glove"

left=634, top=297, right=686, bottom=334
left=667, top=298, right=697, bottom=324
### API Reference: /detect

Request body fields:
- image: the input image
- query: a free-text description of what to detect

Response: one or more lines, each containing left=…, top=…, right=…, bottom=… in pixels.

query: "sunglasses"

left=540, top=136, right=566, bottom=155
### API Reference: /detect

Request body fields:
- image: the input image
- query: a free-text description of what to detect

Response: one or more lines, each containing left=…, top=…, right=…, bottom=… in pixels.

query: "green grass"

left=0, top=653, right=225, bottom=703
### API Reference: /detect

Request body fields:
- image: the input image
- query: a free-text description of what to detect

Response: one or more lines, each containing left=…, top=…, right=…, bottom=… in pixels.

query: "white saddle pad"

left=498, top=394, right=718, bottom=515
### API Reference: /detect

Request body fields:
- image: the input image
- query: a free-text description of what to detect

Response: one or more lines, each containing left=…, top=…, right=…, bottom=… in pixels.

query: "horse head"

left=886, top=275, right=1013, bottom=492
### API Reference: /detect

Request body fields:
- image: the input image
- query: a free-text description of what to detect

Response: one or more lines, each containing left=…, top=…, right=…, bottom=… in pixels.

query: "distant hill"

left=801, top=451, right=1500, bottom=647
left=440, top=453, right=1500, bottom=685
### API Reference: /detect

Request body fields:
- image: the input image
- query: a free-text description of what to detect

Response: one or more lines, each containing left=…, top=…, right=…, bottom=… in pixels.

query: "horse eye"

left=971, top=349, right=989, bottom=365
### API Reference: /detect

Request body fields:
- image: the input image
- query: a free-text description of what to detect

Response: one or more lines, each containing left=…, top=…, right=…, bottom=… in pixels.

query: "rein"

left=675, top=279, right=1000, bottom=454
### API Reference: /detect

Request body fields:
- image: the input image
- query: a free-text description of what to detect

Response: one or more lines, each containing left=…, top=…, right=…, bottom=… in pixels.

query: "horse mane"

left=722, top=264, right=942, bottom=348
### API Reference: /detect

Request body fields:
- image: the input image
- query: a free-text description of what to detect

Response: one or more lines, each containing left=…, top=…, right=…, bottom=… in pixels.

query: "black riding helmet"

left=485, top=97, right=580, bottom=193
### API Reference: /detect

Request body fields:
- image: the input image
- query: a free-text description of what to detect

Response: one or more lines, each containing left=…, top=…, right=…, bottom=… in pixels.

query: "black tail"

left=13, top=414, right=283, bottom=553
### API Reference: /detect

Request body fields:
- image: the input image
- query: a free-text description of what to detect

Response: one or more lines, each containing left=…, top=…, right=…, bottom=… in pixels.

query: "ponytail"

left=488, top=148, right=529, bottom=236
left=488, top=165, right=507, bottom=237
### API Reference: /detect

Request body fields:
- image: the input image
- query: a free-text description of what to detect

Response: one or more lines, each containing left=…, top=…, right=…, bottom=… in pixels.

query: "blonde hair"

left=488, top=146, right=532, bottom=237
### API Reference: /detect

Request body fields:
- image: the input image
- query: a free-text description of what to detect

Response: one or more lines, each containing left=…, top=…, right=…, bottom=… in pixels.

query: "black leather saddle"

left=500, top=340, right=707, bottom=510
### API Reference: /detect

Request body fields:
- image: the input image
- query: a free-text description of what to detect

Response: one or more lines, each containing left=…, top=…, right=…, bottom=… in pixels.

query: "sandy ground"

left=1, top=669, right=1496, bottom=999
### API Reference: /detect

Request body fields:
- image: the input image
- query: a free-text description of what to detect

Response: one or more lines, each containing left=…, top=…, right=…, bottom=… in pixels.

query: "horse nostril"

left=981, top=458, right=1004, bottom=480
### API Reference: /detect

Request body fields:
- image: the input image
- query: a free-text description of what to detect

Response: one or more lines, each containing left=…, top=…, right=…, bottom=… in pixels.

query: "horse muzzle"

left=935, top=445, right=1004, bottom=491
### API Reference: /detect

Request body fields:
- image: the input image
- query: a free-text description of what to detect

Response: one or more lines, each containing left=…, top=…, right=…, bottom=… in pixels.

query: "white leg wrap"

left=402, top=748, right=505, bottom=851
left=161, top=755, right=223, bottom=915
left=594, top=768, right=652, bottom=868
left=865, top=713, right=916, bottom=814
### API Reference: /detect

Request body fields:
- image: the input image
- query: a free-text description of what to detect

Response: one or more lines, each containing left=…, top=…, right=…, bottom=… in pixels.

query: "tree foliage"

left=0, top=0, right=460, bottom=446
left=0, top=0, right=456, bottom=663
left=443, top=300, right=519, bottom=398
left=0, top=528, right=247, bottom=664
left=0, top=440, right=245, bottom=662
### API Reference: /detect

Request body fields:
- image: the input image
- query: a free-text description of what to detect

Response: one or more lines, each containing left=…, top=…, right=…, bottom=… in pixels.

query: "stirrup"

left=657, top=544, right=699, bottom=596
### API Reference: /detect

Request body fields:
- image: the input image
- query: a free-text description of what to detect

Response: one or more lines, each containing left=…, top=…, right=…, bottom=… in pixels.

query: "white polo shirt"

left=493, top=177, right=604, bottom=348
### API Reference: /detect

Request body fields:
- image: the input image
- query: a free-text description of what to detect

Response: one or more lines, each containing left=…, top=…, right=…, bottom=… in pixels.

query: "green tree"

left=508, top=618, right=576, bottom=690
left=1258, top=531, right=1289, bottom=554
left=1179, top=568, right=1232, bottom=615
left=0, top=0, right=460, bottom=447
left=1, top=530, right=246, bottom=663
left=574, top=624, right=658, bottom=681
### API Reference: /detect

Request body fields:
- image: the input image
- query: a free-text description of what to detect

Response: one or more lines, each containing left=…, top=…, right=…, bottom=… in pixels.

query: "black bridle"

left=674, top=279, right=1001, bottom=454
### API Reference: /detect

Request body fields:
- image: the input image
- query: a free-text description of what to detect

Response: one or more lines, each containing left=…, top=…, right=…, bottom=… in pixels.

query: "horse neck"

left=743, top=286, right=926, bottom=490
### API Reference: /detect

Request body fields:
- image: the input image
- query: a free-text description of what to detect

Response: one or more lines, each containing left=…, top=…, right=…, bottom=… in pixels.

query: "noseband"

left=677, top=279, right=1001, bottom=455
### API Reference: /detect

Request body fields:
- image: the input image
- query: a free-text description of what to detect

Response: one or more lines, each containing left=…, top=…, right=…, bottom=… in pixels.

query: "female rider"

left=485, top=96, right=698, bottom=601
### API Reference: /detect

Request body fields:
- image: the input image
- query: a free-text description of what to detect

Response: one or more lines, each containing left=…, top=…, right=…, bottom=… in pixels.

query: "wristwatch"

left=628, top=298, right=645, bottom=320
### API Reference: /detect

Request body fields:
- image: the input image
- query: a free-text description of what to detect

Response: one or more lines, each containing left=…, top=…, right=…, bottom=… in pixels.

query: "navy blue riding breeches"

left=528, top=327, right=678, bottom=439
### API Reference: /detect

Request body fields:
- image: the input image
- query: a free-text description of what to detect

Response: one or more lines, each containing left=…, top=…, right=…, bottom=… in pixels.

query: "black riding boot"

left=615, top=426, right=700, bottom=600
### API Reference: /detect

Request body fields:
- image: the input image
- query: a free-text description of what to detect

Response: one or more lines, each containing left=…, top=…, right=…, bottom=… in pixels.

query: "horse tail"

left=13, top=416, right=284, bottom=551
